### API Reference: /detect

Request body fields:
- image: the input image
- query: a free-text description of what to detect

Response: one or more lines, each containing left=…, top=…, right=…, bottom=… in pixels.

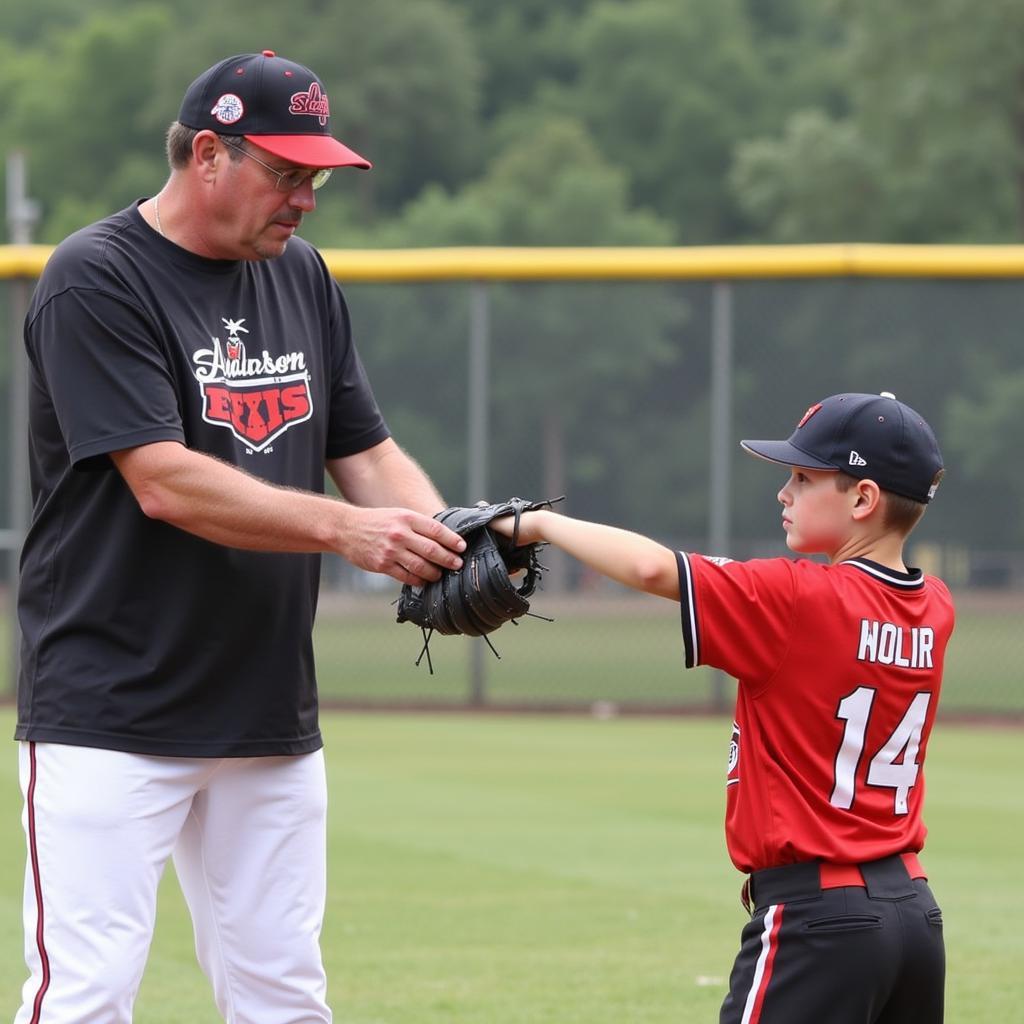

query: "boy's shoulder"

left=688, top=552, right=945, bottom=600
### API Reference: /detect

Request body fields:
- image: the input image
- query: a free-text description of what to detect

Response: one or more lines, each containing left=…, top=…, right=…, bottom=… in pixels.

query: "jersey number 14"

left=830, top=687, right=932, bottom=816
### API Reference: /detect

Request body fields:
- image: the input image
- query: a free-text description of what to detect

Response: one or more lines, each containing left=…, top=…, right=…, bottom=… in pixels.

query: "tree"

left=2, top=6, right=174, bottom=242
left=447, top=0, right=591, bottom=122
left=730, top=110, right=885, bottom=242
left=569, top=0, right=769, bottom=242
left=732, top=0, right=1024, bottom=242
left=0, top=0, right=117, bottom=46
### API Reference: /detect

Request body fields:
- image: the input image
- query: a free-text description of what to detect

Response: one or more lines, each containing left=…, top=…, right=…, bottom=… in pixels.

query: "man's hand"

left=395, top=498, right=558, bottom=643
left=340, top=506, right=465, bottom=586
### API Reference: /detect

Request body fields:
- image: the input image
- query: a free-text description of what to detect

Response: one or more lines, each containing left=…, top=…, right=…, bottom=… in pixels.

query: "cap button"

left=262, top=49, right=276, bottom=57
left=879, top=391, right=896, bottom=400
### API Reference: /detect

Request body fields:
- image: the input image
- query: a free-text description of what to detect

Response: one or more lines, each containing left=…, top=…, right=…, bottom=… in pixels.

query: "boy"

left=495, top=391, right=952, bottom=1024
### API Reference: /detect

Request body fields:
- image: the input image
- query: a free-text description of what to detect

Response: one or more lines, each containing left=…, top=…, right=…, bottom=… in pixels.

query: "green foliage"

left=731, top=110, right=885, bottom=242
left=4, top=0, right=1024, bottom=246
left=384, top=114, right=675, bottom=247
left=733, top=0, right=1024, bottom=242
left=449, top=0, right=589, bottom=121
left=2, top=5, right=174, bottom=241
left=0, top=0, right=116, bottom=46
left=946, top=371, right=1024, bottom=546
left=570, top=0, right=768, bottom=243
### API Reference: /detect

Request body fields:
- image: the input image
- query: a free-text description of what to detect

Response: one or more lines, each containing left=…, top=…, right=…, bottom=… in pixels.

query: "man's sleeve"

left=27, top=288, right=185, bottom=469
left=675, top=552, right=797, bottom=685
left=323, top=279, right=391, bottom=460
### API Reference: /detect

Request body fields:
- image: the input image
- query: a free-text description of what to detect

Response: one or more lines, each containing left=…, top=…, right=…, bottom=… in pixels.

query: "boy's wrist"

left=521, top=509, right=549, bottom=545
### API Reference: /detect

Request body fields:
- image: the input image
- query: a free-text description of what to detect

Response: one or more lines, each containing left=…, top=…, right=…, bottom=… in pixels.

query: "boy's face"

left=776, top=468, right=853, bottom=556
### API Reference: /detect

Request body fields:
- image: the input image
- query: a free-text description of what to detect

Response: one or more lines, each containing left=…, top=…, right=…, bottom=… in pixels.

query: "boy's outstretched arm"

left=495, top=510, right=680, bottom=601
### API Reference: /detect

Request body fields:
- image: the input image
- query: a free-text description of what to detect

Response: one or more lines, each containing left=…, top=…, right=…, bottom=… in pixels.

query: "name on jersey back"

left=857, top=619, right=934, bottom=670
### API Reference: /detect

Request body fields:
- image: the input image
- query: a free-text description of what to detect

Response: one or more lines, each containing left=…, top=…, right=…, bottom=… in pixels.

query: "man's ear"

left=851, top=478, right=882, bottom=521
left=192, top=131, right=222, bottom=183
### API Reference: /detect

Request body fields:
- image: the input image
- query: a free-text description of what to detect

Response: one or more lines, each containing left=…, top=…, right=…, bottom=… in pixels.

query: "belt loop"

left=740, top=878, right=752, bottom=916
left=860, top=854, right=917, bottom=900
left=745, top=860, right=822, bottom=911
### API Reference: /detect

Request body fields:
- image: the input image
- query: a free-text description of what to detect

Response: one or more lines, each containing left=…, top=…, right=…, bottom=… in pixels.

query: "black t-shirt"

left=16, top=202, right=390, bottom=756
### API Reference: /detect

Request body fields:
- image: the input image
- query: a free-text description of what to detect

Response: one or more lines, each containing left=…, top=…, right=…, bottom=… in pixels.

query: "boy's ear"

left=851, top=478, right=882, bottom=521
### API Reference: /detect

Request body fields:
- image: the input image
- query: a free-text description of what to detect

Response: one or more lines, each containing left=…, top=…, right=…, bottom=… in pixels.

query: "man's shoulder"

left=51, top=206, right=137, bottom=258
left=38, top=205, right=142, bottom=289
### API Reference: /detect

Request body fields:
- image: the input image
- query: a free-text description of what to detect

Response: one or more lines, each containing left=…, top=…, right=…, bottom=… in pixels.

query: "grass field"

left=310, top=592, right=1024, bottom=716
left=0, top=710, right=1019, bottom=1022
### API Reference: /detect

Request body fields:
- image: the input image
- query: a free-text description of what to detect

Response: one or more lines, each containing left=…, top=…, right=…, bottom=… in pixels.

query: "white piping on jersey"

left=741, top=903, right=779, bottom=1024
left=678, top=552, right=699, bottom=664
left=841, top=558, right=924, bottom=589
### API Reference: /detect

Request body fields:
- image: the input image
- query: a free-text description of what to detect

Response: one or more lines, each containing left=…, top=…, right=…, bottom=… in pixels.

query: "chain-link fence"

left=3, top=246, right=1022, bottom=719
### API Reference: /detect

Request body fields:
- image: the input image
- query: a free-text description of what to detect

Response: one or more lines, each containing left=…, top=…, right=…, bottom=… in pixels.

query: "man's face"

left=209, top=141, right=319, bottom=261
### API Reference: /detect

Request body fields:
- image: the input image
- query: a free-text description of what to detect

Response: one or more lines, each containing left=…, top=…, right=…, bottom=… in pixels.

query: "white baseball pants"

left=15, top=742, right=332, bottom=1023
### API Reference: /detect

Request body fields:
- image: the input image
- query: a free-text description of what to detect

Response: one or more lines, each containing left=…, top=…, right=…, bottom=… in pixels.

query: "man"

left=15, top=50, right=464, bottom=1022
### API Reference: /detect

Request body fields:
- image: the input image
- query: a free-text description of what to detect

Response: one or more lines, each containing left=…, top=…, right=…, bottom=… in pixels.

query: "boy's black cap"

left=177, top=50, right=371, bottom=169
left=741, top=392, right=944, bottom=503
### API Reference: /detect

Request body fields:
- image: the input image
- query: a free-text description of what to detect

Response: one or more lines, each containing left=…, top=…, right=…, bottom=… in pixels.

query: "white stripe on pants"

left=16, top=742, right=331, bottom=1024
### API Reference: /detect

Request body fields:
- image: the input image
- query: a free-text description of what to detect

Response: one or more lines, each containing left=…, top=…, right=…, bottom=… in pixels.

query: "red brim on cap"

left=245, top=134, right=372, bottom=169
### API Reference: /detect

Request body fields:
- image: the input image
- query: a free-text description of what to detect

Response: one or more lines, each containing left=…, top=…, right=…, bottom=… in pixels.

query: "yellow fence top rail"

left=5, top=243, right=1024, bottom=281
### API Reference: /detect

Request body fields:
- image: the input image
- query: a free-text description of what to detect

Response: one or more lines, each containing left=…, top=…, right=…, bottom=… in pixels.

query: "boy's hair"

left=835, top=470, right=944, bottom=535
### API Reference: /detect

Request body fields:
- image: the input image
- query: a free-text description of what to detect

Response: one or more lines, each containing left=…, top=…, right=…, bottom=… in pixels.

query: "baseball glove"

left=396, top=496, right=561, bottom=670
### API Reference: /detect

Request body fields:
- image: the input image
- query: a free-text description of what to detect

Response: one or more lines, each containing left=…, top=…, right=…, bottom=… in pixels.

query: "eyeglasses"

left=222, top=140, right=333, bottom=192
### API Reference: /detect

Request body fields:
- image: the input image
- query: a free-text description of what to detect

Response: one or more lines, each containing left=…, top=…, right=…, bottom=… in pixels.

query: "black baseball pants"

left=719, top=855, right=944, bottom=1024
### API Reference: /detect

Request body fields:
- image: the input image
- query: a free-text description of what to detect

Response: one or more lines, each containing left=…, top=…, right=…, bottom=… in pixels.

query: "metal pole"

left=708, top=282, right=734, bottom=713
left=466, top=283, right=490, bottom=705
left=6, top=151, right=40, bottom=696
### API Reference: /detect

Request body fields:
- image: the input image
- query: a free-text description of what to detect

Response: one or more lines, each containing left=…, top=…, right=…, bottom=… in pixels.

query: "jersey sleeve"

left=26, top=287, right=186, bottom=470
left=322, top=273, right=391, bottom=459
left=676, top=552, right=797, bottom=687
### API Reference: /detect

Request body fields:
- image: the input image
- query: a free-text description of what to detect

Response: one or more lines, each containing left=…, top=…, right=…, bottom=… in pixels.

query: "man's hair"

left=835, top=470, right=944, bottom=535
left=165, top=122, right=245, bottom=169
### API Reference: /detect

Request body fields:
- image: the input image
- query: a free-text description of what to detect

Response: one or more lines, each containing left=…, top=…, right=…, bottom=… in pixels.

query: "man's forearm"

left=327, top=438, right=446, bottom=515
left=111, top=441, right=464, bottom=585
left=114, top=441, right=357, bottom=552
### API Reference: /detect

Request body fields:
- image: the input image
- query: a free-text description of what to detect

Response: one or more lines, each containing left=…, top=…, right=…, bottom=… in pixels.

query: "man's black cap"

left=741, top=392, right=944, bottom=503
left=178, top=49, right=371, bottom=169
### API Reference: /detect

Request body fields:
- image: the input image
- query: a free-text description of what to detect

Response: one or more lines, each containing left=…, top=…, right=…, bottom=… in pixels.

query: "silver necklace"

left=154, top=193, right=165, bottom=237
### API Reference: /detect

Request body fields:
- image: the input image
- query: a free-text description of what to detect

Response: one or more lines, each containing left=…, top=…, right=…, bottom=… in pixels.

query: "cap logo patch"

left=797, top=403, right=822, bottom=428
left=289, top=82, right=330, bottom=126
left=849, top=451, right=867, bottom=467
left=211, top=93, right=244, bottom=125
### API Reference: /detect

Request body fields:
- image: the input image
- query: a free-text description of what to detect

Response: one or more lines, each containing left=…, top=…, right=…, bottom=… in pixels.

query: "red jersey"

left=676, top=553, right=955, bottom=874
